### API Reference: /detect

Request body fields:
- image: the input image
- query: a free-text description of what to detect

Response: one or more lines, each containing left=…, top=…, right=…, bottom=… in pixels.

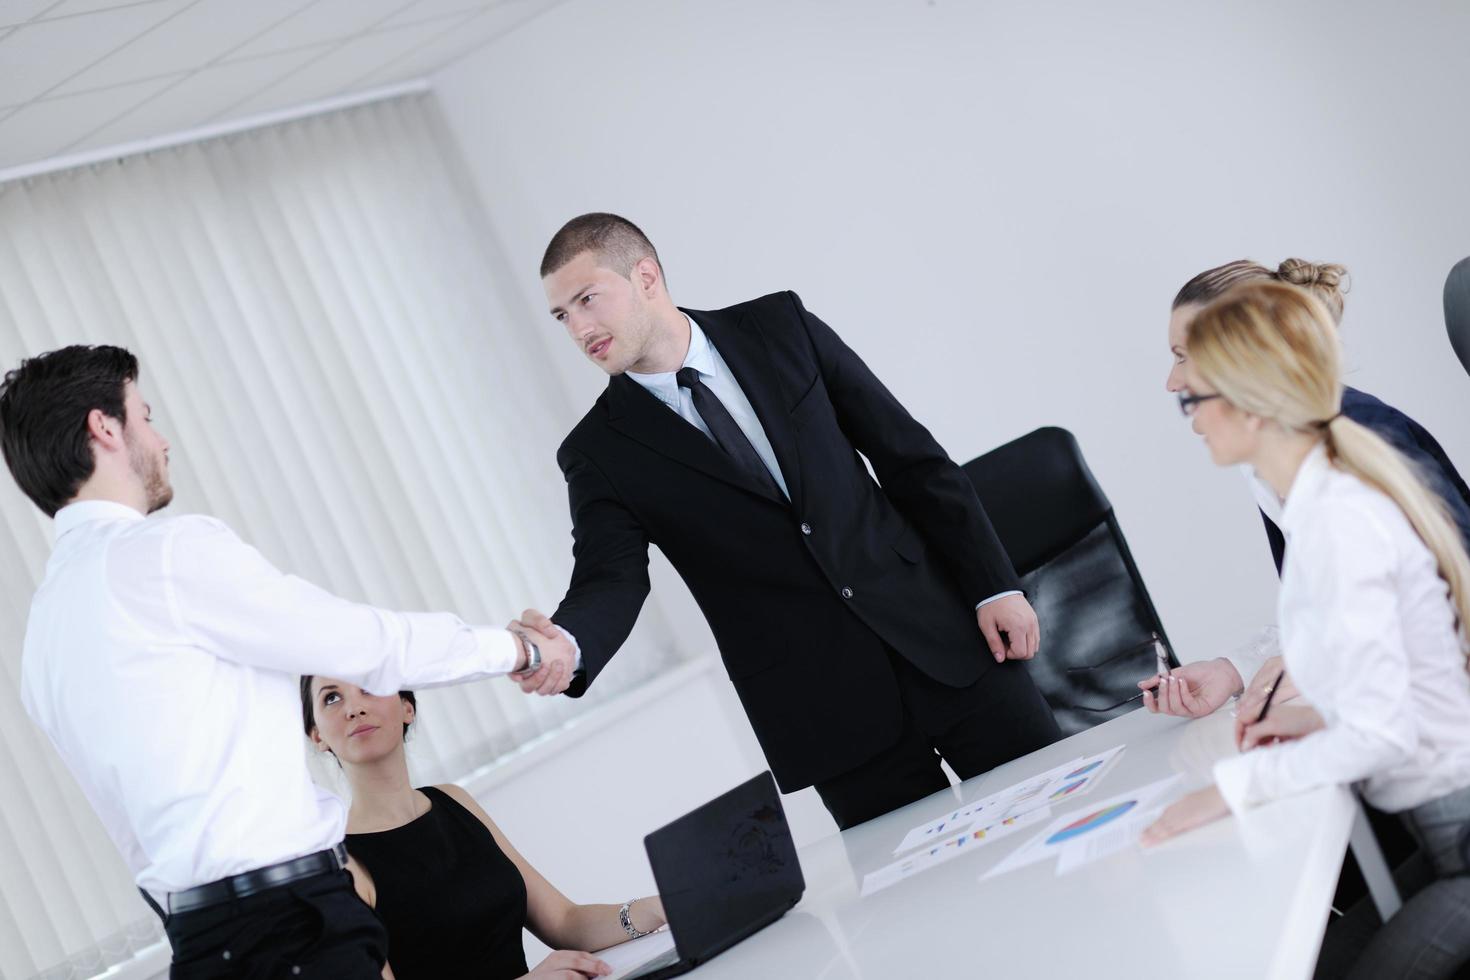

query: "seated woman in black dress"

left=301, top=675, right=667, bottom=980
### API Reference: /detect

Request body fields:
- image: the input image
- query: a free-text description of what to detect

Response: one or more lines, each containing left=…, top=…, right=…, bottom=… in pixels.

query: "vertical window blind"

left=0, top=93, right=685, bottom=980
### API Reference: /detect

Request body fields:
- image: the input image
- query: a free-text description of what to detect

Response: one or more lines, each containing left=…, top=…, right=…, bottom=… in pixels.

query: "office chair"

left=962, top=426, right=1177, bottom=736
left=1446, top=256, right=1470, bottom=379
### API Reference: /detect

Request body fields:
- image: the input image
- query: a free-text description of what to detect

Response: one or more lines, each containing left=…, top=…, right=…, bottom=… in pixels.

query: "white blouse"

left=1215, top=444, right=1470, bottom=814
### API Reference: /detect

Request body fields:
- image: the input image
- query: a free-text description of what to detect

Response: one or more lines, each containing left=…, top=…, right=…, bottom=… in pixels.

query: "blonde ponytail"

left=1188, top=281, right=1470, bottom=665
left=1321, top=416, right=1470, bottom=656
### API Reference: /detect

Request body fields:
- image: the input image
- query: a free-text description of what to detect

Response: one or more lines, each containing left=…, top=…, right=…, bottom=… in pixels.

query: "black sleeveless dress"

left=345, top=786, right=529, bottom=979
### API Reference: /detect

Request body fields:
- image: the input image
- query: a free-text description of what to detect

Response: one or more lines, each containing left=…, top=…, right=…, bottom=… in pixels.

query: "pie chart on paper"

left=1066, top=759, right=1105, bottom=779
left=1045, top=800, right=1138, bottom=845
left=1049, top=779, right=1087, bottom=801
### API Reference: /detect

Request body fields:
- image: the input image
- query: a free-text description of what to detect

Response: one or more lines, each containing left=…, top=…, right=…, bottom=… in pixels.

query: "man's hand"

left=1237, top=703, right=1324, bottom=752
left=977, top=594, right=1040, bottom=663
left=1138, top=658, right=1241, bottom=719
left=1234, top=657, right=1298, bottom=724
left=508, top=608, right=576, bottom=696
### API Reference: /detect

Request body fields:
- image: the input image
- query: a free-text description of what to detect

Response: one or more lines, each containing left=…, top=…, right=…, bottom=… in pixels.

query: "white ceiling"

left=0, top=0, right=560, bottom=173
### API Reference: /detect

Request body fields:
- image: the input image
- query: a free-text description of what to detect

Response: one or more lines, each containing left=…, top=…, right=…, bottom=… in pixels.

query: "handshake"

left=506, top=608, right=578, bottom=697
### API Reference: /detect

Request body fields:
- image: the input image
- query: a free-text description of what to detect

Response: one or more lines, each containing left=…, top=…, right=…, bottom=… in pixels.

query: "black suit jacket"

left=551, top=291, right=1019, bottom=790
left=1261, top=385, right=1470, bottom=573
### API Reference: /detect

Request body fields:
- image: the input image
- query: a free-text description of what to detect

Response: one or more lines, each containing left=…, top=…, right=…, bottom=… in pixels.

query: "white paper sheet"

left=863, top=806, right=1052, bottom=896
left=597, top=928, right=678, bottom=980
left=982, top=775, right=1182, bottom=881
left=1038, top=744, right=1126, bottom=807
left=893, top=756, right=1086, bottom=854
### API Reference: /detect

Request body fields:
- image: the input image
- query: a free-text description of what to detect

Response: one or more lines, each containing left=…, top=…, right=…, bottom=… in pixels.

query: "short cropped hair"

left=540, top=212, right=662, bottom=281
left=0, top=345, right=139, bottom=517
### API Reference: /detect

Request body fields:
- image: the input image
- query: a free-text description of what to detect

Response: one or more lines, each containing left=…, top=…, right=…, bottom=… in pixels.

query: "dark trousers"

left=813, top=650, right=1062, bottom=829
left=163, top=869, right=387, bottom=979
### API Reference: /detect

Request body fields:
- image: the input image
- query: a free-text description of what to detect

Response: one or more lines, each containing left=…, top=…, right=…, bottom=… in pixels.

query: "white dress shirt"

left=20, top=500, right=520, bottom=894
left=625, top=317, right=1018, bottom=609
left=1214, top=445, right=1470, bottom=814
left=1214, top=467, right=1286, bottom=686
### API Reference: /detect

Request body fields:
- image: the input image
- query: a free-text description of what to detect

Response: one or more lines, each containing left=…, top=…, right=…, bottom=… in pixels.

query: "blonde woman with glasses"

left=1139, top=281, right=1470, bottom=979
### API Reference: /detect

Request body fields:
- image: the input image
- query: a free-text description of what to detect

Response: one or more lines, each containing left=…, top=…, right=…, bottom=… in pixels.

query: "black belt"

left=155, top=843, right=348, bottom=916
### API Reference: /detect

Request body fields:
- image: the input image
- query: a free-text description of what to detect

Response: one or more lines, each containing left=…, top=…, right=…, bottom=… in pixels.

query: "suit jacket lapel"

left=605, top=371, right=785, bottom=503
left=686, top=306, right=805, bottom=514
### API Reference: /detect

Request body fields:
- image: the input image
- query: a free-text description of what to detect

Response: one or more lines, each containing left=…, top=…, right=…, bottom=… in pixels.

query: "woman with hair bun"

left=1140, top=281, right=1470, bottom=979
left=1147, top=257, right=1470, bottom=720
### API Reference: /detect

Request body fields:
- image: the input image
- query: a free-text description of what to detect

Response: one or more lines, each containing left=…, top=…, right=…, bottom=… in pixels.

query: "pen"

left=1255, top=668, right=1286, bottom=724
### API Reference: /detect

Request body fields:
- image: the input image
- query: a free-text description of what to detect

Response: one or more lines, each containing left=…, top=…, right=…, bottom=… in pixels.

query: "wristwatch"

left=510, top=630, right=541, bottom=675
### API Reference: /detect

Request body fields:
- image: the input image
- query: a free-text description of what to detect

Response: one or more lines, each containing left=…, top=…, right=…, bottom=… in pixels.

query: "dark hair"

left=1173, top=258, right=1348, bottom=324
left=540, top=212, right=662, bottom=281
left=0, top=345, right=139, bottom=517
left=299, top=675, right=417, bottom=741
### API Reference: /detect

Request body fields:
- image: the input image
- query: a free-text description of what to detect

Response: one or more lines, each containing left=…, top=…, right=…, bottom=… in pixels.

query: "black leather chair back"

left=1446, top=256, right=1470, bottom=379
left=962, top=427, right=1176, bottom=736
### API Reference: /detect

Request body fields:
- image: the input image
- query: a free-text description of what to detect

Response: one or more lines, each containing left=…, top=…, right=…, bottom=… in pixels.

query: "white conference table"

left=685, top=706, right=1361, bottom=980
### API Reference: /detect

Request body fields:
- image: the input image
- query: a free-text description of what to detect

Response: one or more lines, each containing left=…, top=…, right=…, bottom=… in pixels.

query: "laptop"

left=613, top=771, right=805, bottom=979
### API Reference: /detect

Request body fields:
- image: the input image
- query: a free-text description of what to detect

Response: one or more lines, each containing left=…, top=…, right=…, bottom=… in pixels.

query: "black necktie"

left=676, top=367, right=785, bottom=500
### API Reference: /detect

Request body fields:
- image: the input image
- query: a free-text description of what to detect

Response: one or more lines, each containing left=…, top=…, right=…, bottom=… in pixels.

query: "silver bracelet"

left=619, top=898, right=650, bottom=939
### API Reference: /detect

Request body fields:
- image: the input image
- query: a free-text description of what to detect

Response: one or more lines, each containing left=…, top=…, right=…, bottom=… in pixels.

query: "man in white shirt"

left=0, top=345, right=564, bottom=978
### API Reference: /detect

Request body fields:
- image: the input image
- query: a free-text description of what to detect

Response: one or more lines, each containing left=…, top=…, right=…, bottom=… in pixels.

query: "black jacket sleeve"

left=786, top=291, right=1021, bottom=603
left=551, top=445, right=651, bottom=697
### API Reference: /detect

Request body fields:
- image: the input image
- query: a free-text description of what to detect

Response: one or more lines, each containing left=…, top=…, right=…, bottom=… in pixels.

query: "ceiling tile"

left=73, top=43, right=332, bottom=149
left=0, top=1, right=66, bottom=29
left=225, top=15, right=469, bottom=116
left=51, top=0, right=314, bottom=95
left=0, top=0, right=191, bottom=103
left=0, top=72, right=182, bottom=168
left=226, top=0, right=416, bottom=61
left=375, top=0, right=490, bottom=30
left=355, top=0, right=555, bottom=86
left=42, top=0, right=172, bottom=16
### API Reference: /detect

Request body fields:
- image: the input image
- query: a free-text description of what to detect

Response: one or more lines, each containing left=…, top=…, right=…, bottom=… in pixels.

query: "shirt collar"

left=53, top=499, right=146, bottom=540
left=625, top=316, right=718, bottom=408
left=1279, top=441, right=1332, bottom=535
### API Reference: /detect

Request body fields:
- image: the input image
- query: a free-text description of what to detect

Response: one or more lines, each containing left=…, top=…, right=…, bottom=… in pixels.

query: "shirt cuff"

left=1213, top=754, right=1258, bottom=816
left=975, top=590, right=1023, bottom=611
left=555, top=624, right=584, bottom=673
left=1220, top=625, right=1280, bottom=696
left=480, top=628, right=523, bottom=675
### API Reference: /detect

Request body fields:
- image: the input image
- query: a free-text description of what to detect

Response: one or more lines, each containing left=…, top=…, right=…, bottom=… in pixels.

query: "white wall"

left=431, top=0, right=1470, bottom=670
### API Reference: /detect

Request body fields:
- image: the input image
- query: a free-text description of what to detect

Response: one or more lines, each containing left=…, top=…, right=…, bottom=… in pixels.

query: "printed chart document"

left=1035, top=745, right=1126, bottom=808
left=891, top=744, right=1129, bottom=855
left=862, top=806, right=1052, bottom=896
left=598, top=929, right=678, bottom=980
left=983, top=775, right=1182, bottom=881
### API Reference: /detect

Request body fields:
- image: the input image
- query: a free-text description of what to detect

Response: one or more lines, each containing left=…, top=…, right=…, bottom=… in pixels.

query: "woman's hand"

left=1139, top=658, right=1241, bottom=718
left=1140, top=786, right=1230, bottom=847
left=1236, top=704, right=1325, bottom=752
left=523, top=950, right=612, bottom=979
left=1234, top=657, right=1298, bottom=724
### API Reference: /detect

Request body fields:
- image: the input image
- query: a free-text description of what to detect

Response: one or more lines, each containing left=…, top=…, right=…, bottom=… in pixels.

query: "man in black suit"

left=516, top=213, right=1060, bottom=828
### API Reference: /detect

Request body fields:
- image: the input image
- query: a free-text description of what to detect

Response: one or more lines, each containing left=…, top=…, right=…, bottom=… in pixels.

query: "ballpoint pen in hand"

left=1255, top=668, right=1287, bottom=724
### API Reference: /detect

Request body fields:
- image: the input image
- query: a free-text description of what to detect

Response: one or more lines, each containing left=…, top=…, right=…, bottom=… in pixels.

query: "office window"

left=0, top=94, right=686, bottom=980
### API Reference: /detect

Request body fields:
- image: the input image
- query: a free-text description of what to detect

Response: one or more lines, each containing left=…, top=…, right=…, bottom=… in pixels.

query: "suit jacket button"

left=841, top=586, right=854, bottom=599
left=800, top=523, right=812, bottom=535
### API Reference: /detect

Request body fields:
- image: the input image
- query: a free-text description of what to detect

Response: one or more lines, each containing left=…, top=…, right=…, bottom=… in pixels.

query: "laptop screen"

left=644, top=771, right=805, bottom=958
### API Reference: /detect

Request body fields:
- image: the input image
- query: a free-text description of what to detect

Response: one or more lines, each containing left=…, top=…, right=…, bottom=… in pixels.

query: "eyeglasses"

left=1177, top=391, right=1223, bottom=417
